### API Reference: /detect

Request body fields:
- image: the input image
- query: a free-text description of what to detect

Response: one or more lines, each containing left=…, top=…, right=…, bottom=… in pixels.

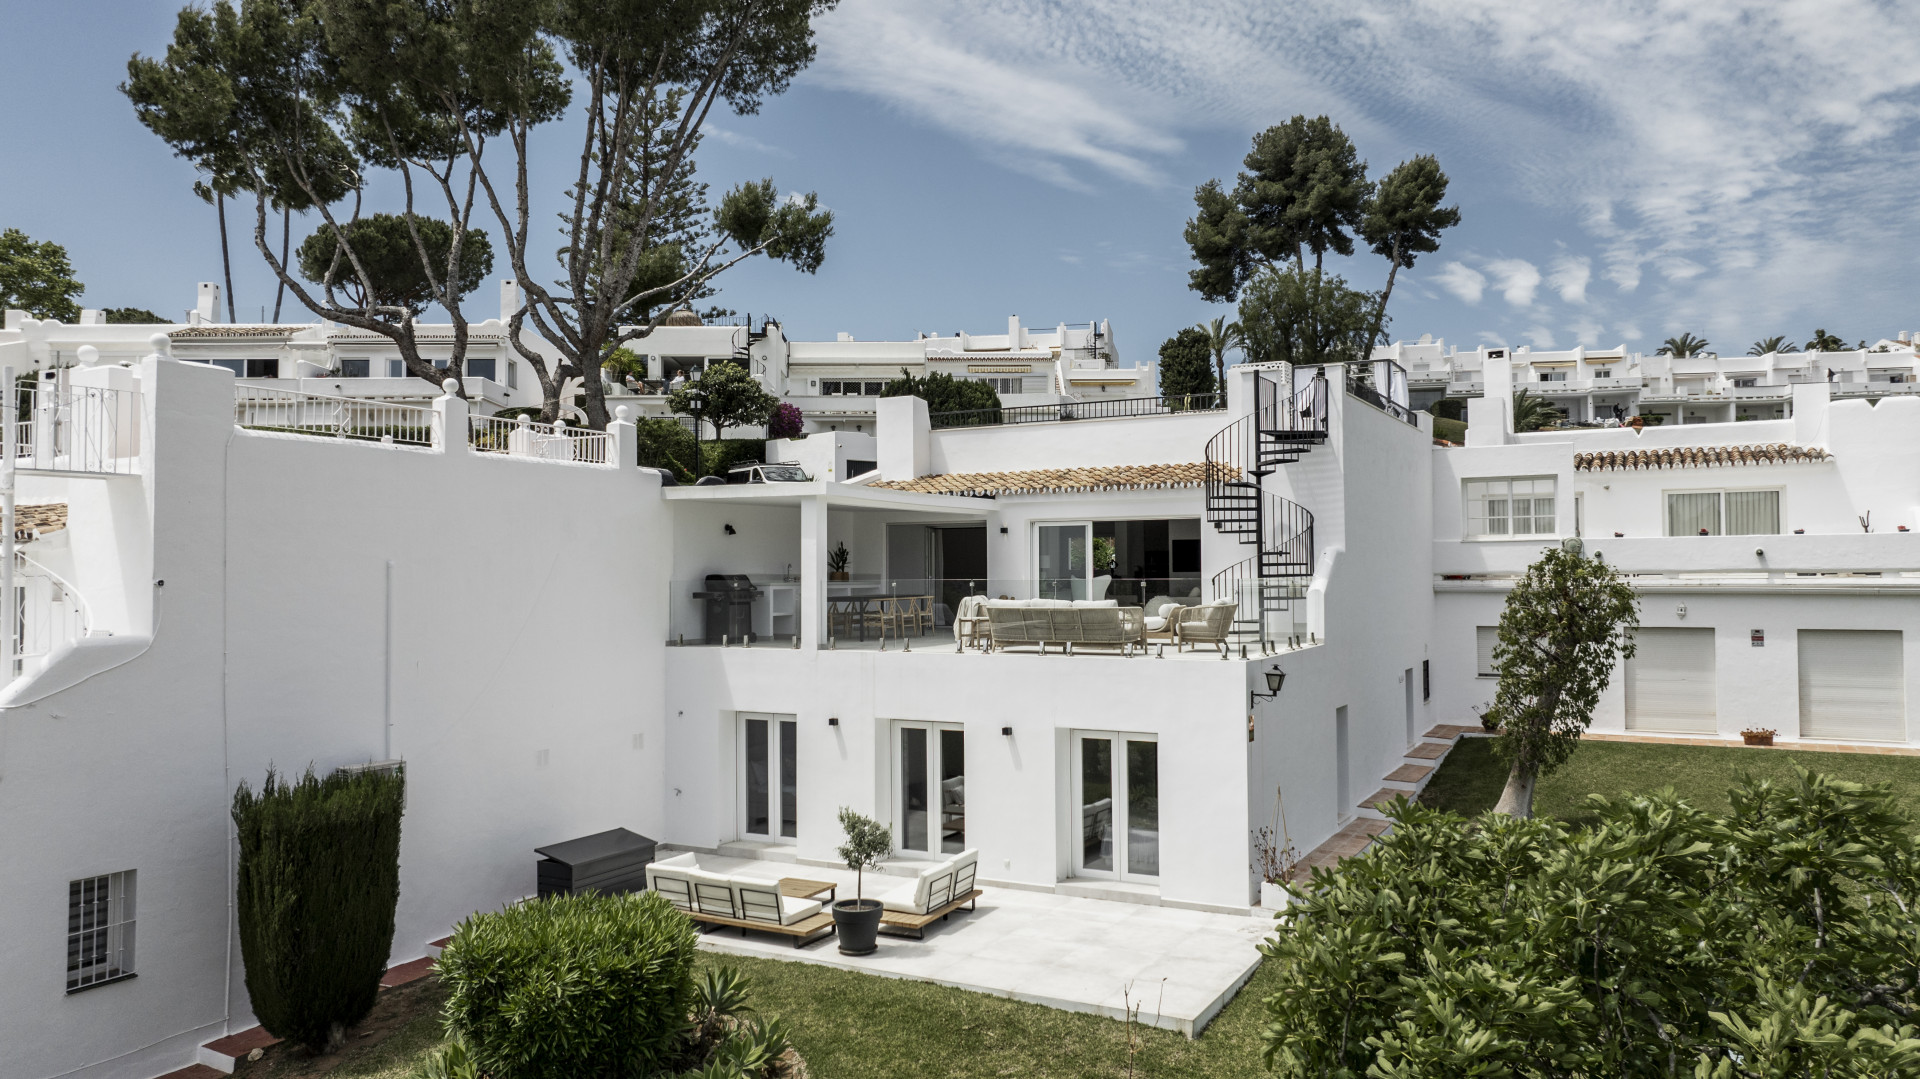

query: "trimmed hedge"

left=437, top=892, right=699, bottom=1079
left=232, top=766, right=405, bottom=1054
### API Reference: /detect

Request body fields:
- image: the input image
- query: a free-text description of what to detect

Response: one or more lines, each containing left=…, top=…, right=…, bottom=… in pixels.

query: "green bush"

left=232, top=766, right=405, bottom=1054
left=635, top=417, right=699, bottom=478
left=1430, top=415, right=1466, bottom=443
left=437, top=892, right=700, bottom=1079
left=881, top=368, right=1002, bottom=419
left=703, top=437, right=767, bottom=477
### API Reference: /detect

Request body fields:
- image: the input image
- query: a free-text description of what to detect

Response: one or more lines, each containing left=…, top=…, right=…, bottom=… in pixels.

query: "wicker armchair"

left=1172, top=600, right=1237, bottom=653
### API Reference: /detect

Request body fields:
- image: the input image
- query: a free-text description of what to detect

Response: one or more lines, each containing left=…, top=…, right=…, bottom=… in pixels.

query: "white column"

left=433, top=378, right=469, bottom=454
left=800, top=495, right=829, bottom=649
left=609, top=405, right=636, bottom=471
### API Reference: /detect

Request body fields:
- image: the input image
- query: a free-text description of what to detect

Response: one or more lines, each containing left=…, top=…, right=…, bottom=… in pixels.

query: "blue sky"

left=5, top=0, right=1920, bottom=363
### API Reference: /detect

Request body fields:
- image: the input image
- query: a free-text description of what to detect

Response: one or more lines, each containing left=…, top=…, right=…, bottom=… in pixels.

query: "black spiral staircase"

left=1203, top=369, right=1329, bottom=647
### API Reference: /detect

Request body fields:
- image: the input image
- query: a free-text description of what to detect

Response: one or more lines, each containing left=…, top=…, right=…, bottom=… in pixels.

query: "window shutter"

left=1476, top=626, right=1499, bottom=676
left=1799, top=630, right=1905, bottom=742
left=1626, top=628, right=1717, bottom=733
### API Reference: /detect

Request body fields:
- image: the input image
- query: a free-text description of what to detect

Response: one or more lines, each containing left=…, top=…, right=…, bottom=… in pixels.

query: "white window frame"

left=736, top=712, right=798, bottom=844
left=1664, top=487, right=1783, bottom=537
left=1475, top=626, right=1500, bottom=677
left=890, top=721, right=966, bottom=859
left=1463, top=476, right=1558, bottom=540
left=67, top=870, right=135, bottom=993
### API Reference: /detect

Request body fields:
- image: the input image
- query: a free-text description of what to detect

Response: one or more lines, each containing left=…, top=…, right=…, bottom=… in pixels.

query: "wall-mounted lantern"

left=1249, top=664, right=1286, bottom=710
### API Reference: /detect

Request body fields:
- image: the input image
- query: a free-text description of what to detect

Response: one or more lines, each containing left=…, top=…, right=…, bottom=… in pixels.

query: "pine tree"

left=1157, top=327, right=1216, bottom=403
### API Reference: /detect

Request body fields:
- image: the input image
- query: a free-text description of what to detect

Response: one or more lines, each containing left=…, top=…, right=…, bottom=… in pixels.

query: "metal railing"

left=469, top=413, right=610, bottom=465
left=7, top=385, right=143, bottom=475
left=235, top=386, right=435, bottom=446
left=1347, top=360, right=1417, bottom=425
left=10, top=553, right=90, bottom=678
left=930, top=391, right=1224, bottom=430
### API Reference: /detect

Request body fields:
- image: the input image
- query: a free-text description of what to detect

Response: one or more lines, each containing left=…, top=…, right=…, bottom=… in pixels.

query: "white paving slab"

left=688, top=855, right=1270, bottom=1036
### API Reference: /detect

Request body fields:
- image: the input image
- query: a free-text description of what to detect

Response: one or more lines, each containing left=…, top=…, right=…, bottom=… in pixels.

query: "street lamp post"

left=686, top=381, right=708, bottom=479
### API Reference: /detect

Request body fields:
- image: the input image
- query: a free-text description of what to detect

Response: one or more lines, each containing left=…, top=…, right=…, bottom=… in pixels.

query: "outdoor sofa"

left=874, top=848, right=982, bottom=939
left=645, top=853, right=835, bottom=947
left=980, top=599, right=1147, bottom=654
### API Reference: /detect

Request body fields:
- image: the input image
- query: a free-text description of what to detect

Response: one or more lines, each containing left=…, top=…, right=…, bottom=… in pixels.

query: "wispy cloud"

left=707, top=126, right=794, bottom=159
left=1484, top=259, right=1542, bottom=307
left=811, top=0, right=1920, bottom=338
left=1432, top=262, right=1486, bottom=305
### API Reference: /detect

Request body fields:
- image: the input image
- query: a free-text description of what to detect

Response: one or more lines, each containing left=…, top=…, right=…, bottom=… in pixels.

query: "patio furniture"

left=645, top=853, right=836, bottom=947
left=779, top=877, right=838, bottom=904
left=1141, top=596, right=1183, bottom=641
left=875, top=849, right=982, bottom=940
left=953, top=595, right=989, bottom=650
left=907, top=594, right=936, bottom=635
left=982, top=600, right=1146, bottom=654
left=1173, top=599, right=1238, bottom=653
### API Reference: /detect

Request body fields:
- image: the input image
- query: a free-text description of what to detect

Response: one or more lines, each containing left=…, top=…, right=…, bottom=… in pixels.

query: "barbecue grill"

left=692, top=573, right=761, bottom=643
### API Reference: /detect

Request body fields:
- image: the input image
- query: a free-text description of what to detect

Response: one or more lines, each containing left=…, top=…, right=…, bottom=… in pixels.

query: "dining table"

left=825, top=594, right=934, bottom=642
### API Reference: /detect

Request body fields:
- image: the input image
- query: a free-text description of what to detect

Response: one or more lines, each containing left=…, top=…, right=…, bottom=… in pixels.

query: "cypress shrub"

left=232, top=766, right=405, bottom=1054
left=437, top=892, right=699, bottom=1079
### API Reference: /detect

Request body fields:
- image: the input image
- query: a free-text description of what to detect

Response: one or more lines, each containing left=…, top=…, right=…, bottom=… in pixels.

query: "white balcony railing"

left=235, top=386, right=436, bottom=446
left=469, top=413, right=610, bottom=465
left=10, top=553, right=90, bottom=679
left=6, top=385, right=142, bottom=475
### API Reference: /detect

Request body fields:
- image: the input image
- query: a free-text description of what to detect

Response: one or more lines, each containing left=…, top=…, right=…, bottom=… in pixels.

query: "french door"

left=1070, top=731, right=1159, bottom=880
left=894, top=722, right=965, bottom=855
left=1037, top=522, right=1091, bottom=600
left=740, top=712, right=797, bottom=841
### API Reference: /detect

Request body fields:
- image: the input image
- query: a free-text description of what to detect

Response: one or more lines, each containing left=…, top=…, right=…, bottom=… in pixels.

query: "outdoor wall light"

left=828, top=716, right=839, bottom=726
left=1001, top=726, right=1013, bottom=736
left=724, top=523, right=736, bottom=535
left=1249, top=664, right=1287, bottom=709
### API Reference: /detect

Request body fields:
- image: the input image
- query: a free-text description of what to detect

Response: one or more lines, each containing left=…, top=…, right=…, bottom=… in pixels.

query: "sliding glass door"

left=895, top=722, right=965, bottom=855
left=740, top=712, right=797, bottom=841
left=1037, top=522, right=1091, bottom=600
left=1071, top=731, right=1158, bottom=880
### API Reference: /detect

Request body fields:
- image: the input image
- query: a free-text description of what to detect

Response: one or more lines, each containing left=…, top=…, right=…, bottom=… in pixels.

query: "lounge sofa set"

left=645, top=849, right=981, bottom=948
left=954, top=596, right=1238, bottom=654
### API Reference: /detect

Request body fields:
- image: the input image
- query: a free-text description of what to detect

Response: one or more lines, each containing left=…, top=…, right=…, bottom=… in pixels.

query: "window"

left=820, top=380, right=843, bottom=395
left=971, top=376, right=1021, bottom=394
left=1733, top=378, right=1757, bottom=388
left=1594, top=369, right=1613, bottom=378
left=207, top=359, right=245, bottom=378
left=1464, top=477, right=1556, bottom=538
left=339, top=358, right=370, bottom=378
left=507, top=359, right=517, bottom=389
left=67, top=871, right=135, bottom=992
left=1666, top=489, right=1780, bottom=536
left=1538, top=370, right=1566, bottom=382
left=466, top=358, right=497, bottom=382
left=1475, top=626, right=1499, bottom=677
left=387, top=358, right=405, bottom=378
left=245, top=358, right=279, bottom=379
left=740, top=713, right=797, bottom=840
left=863, top=381, right=884, bottom=396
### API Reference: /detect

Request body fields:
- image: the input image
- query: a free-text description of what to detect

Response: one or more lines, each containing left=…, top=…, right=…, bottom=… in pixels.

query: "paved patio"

left=687, top=854, right=1271, bottom=1036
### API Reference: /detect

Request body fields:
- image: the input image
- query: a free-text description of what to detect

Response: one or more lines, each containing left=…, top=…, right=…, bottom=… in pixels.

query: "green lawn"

left=1420, top=736, right=1920, bottom=828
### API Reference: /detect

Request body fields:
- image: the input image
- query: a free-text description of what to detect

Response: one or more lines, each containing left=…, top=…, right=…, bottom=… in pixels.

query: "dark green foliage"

left=1662, top=332, right=1711, bottom=357
left=880, top=369, right=1002, bottom=419
left=1237, top=266, right=1380, bottom=367
left=232, top=766, right=405, bottom=1054
left=104, top=307, right=167, bottom=324
left=1807, top=328, right=1849, bottom=352
left=1749, top=335, right=1791, bottom=356
left=1510, top=387, right=1562, bottom=431
left=1428, top=398, right=1465, bottom=421
left=1157, top=327, right=1216, bottom=401
left=635, top=416, right=699, bottom=478
left=669, top=361, right=779, bottom=440
left=1358, top=155, right=1459, bottom=349
left=0, top=229, right=85, bottom=322
left=297, top=214, right=493, bottom=316
left=1486, top=542, right=1639, bottom=816
left=436, top=892, right=700, bottom=1079
left=1264, top=772, right=1920, bottom=1077
left=703, top=437, right=768, bottom=478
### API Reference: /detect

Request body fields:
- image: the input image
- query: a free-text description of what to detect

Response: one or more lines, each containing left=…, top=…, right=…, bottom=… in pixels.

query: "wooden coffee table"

left=779, top=877, right=838, bottom=904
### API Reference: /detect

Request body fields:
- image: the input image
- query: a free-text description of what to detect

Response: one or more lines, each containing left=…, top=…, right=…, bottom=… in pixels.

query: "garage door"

left=1799, top=630, right=1906, bottom=743
left=1626, top=628, right=1717, bottom=733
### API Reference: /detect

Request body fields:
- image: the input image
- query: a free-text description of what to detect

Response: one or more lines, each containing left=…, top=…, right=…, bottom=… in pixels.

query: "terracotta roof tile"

left=1574, top=443, right=1830, bottom=472
left=871, top=462, right=1216, bottom=497
left=16, top=502, right=66, bottom=541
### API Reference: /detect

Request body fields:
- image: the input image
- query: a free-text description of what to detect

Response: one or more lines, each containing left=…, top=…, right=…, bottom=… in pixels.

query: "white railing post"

left=609, top=405, right=635, bottom=471
left=2, top=364, right=15, bottom=677
left=432, top=379, right=468, bottom=454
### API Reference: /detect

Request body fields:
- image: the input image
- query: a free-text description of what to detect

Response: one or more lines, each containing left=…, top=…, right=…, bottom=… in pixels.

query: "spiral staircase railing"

left=1203, top=367, right=1329, bottom=647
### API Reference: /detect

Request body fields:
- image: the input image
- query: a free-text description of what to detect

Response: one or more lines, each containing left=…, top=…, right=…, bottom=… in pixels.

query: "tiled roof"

left=871, top=462, right=1214, bottom=497
left=1574, top=443, right=1831, bottom=472
left=169, top=327, right=299, bottom=340
left=16, top=503, right=66, bottom=540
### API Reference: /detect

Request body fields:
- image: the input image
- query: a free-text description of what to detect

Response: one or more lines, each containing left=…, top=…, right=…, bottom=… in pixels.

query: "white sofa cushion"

left=778, top=895, right=823, bottom=923
left=879, top=849, right=980, bottom=915
left=1144, top=615, right=1167, bottom=632
left=1069, top=599, right=1120, bottom=608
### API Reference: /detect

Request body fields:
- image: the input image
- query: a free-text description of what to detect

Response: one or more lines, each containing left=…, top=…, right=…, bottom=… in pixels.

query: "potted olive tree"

left=832, top=806, right=891, bottom=955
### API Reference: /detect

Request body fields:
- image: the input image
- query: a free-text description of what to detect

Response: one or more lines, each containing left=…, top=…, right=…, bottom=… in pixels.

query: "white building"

left=5, top=283, right=1154, bottom=437
left=2, top=322, right=1916, bottom=1079
left=1383, top=333, right=1920, bottom=426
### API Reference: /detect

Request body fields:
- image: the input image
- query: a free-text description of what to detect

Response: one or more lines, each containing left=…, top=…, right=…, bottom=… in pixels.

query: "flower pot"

left=1259, top=881, right=1291, bottom=911
left=1742, top=730, right=1775, bottom=746
left=828, top=571, right=850, bottom=582
left=832, top=898, right=883, bottom=955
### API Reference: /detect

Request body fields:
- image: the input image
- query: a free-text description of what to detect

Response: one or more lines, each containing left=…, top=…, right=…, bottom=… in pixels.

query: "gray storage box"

left=534, top=828, right=657, bottom=898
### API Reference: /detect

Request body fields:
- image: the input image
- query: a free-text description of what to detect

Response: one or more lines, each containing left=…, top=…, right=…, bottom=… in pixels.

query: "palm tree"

left=1805, top=328, right=1847, bottom=352
left=1511, top=389, right=1562, bottom=432
left=1659, top=333, right=1710, bottom=357
left=1198, top=316, right=1241, bottom=403
left=1748, top=336, right=1790, bottom=355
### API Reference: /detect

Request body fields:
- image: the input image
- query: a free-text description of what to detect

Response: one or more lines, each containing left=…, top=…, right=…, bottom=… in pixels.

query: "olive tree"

left=1485, top=539, right=1639, bottom=817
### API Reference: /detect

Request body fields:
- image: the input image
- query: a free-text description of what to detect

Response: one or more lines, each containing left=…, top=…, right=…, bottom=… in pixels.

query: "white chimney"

left=1008, top=315, right=1022, bottom=350
left=500, top=278, right=521, bottom=322
left=195, top=282, right=221, bottom=324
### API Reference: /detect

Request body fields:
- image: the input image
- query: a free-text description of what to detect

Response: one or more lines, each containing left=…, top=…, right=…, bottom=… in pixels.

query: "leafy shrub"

left=1157, top=326, right=1215, bottom=400
left=1262, top=769, right=1920, bottom=1077
left=635, top=417, right=699, bottom=478
left=880, top=368, right=1002, bottom=418
left=232, top=766, right=405, bottom=1054
left=767, top=402, right=804, bottom=440
left=437, top=892, right=699, bottom=1079
left=703, top=437, right=768, bottom=477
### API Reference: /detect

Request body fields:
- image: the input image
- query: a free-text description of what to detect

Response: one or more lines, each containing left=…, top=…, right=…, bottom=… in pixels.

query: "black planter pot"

left=832, top=898, right=883, bottom=955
